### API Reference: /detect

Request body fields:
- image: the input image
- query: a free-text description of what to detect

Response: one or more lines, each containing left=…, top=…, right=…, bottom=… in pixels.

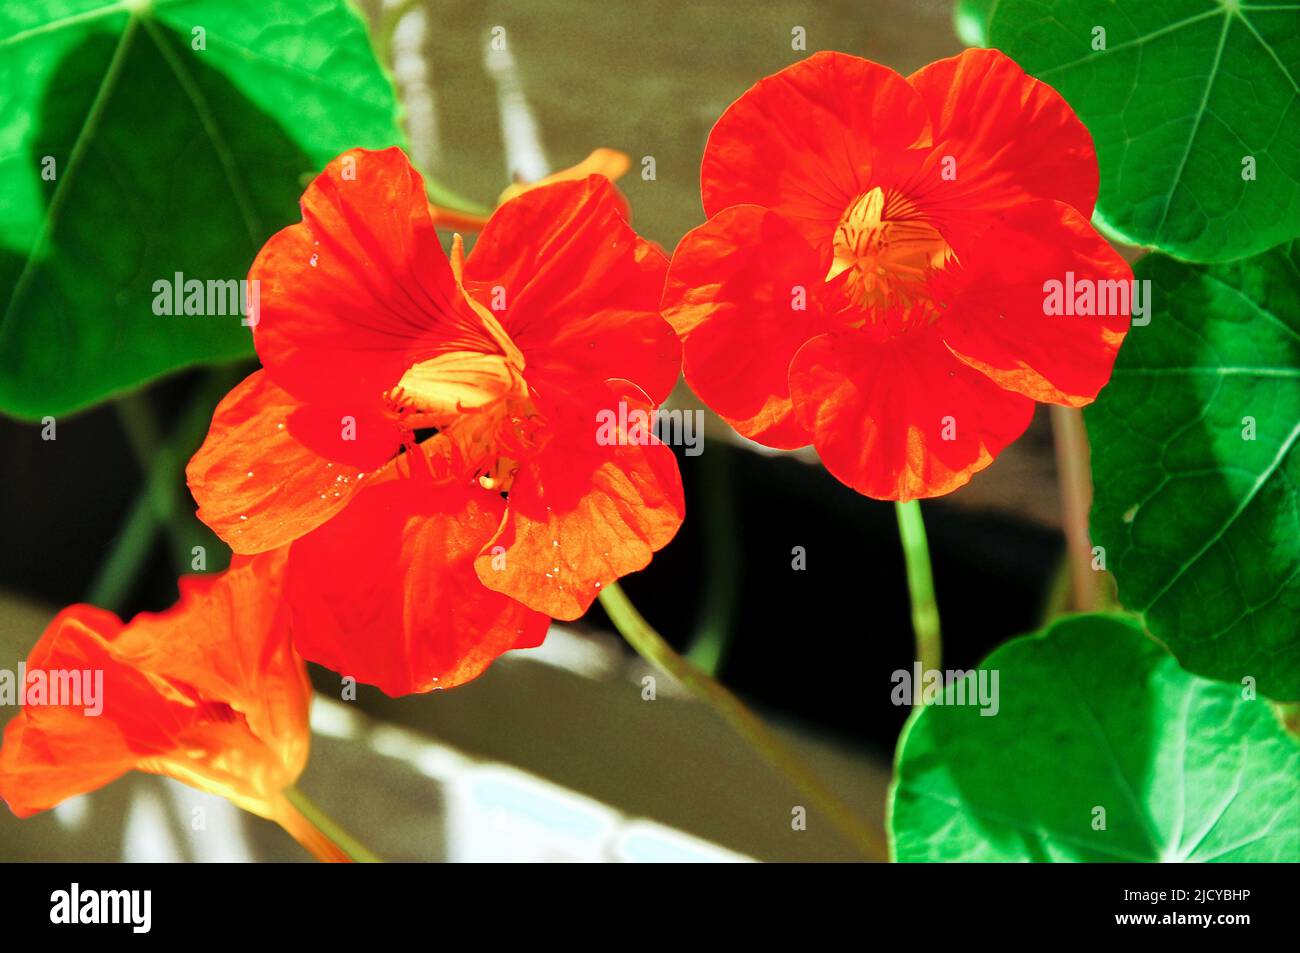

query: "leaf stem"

left=684, top=441, right=740, bottom=674
left=280, top=787, right=382, bottom=863
left=1050, top=405, right=1097, bottom=611
left=895, top=500, right=941, bottom=700
left=598, top=581, right=886, bottom=861
left=86, top=369, right=243, bottom=612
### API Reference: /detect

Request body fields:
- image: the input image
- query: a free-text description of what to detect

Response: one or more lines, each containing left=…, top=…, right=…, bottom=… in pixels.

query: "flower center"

left=386, top=351, right=546, bottom=494
left=826, top=187, right=955, bottom=327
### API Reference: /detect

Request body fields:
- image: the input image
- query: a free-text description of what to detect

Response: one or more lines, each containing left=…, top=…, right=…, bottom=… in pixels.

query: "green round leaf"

left=0, top=0, right=405, bottom=419
left=1087, top=242, right=1300, bottom=700
left=988, top=0, right=1300, bottom=262
left=890, top=614, right=1300, bottom=861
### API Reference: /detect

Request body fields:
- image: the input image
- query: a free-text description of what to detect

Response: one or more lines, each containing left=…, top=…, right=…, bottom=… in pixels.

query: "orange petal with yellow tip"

left=498, top=147, right=631, bottom=205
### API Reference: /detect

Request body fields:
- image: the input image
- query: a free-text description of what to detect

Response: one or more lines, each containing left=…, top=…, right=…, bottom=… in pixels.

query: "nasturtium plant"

left=1087, top=242, right=1300, bottom=701
left=0, top=0, right=405, bottom=419
left=986, top=0, right=1300, bottom=262
left=890, top=614, right=1300, bottom=862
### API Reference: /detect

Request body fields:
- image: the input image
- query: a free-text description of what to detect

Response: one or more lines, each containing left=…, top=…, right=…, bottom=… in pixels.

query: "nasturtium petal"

left=187, top=370, right=397, bottom=555
left=906, top=48, right=1099, bottom=227
left=701, top=50, right=931, bottom=256
left=0, top=0, right=405, bottom=419
left=475, top=383, right=686, bottom=620
left=254, top=147, right=494, bottom=410
left=788, top=327, right=1035, bottom=501
left=661, top=204, right=823, bottom=450
left=890, top=614, right=1300, bottom=862
left=987, top=0, right=1300, bottom=261
left=1086, top=242, right=1300, bottom=700
left=463, top=175, right=679, bottom=406
left=942, top=199, right=1130, bottom=407
left=287, top=467, right=550, bottom=697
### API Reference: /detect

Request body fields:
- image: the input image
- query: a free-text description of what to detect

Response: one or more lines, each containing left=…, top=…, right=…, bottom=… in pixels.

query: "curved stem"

left=281, top=787, right=382, bottom=863
left=598, top=581, right=886, bottom=861
left=895, top=500, right=941, bottom=702
left=87, top=370, right=242, bottom=611
left=1050, top=405, right=1097, bottom=611
left=684, top=441, right=740, bottom=674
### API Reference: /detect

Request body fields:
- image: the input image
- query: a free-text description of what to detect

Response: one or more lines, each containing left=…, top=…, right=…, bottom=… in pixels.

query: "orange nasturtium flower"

left=187, top=148, right=683, bottom=697
left=0, top=552, right=342, bottom=858
left=662, top=49, right=1132, bottom=500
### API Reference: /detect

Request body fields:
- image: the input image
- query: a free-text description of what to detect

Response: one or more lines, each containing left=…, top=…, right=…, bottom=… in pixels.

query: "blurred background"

left=0, top=0, right=1090, bottom=861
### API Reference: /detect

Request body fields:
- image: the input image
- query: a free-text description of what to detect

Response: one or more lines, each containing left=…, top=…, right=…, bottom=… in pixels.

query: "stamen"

left=384, top=360, right=547, bottom=495
left=827, top=187, right=955, bottom=325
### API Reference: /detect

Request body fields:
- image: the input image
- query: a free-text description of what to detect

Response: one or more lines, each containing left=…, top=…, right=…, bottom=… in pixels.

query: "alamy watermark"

left=50, top=884, right=150, bottom=933
left=891, top=663, right=999, bottom=715
left=0, top=664, right=103, bottom=716
left=1042, top=273, right=1151, bottom=326
left=595, top=401, right=704, bottom=456
left=152, top=272, right=260, bottom=326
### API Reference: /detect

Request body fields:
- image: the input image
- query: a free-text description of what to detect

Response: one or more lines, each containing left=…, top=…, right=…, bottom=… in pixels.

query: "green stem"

left=283, top=787, right=382, bottom=863
left=684, top=441, right=740, bottom=674
left=86, top=491, right=159, bottom=611
left=1050, top=404, right=1097, bottom=612
left=895, top=500, right=941, bottom=702
left=86, top=369, right=243, bottom=611
left=598, top=581, right=886, bottom=861
left=114, top=392, right=189, bottom=573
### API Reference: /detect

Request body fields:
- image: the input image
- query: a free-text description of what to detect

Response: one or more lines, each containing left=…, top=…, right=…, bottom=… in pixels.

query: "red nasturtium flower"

left=0, top=553, right=340, bottom=857
left=662, top=49, right=1132, bottom=500
left=187, top=148, right=683, bottom=697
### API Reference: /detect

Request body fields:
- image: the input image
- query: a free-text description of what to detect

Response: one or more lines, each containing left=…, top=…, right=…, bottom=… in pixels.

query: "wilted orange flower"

left=0, top=552, right=339, bottom=857
left=188, top=148, right=683, bottom=697
left=662, top=49, right=1131, bottom=500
